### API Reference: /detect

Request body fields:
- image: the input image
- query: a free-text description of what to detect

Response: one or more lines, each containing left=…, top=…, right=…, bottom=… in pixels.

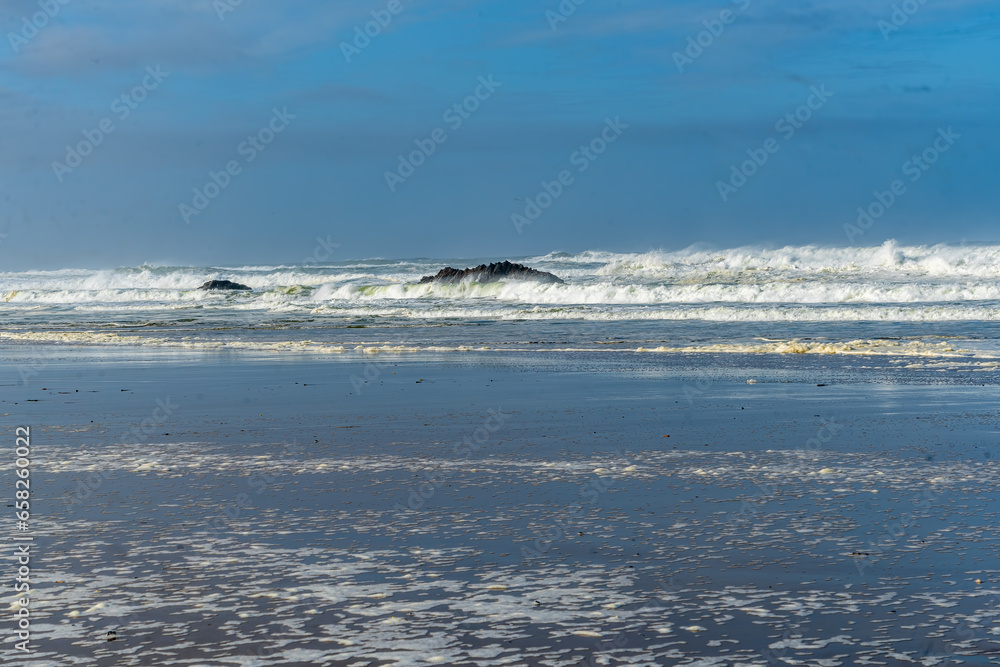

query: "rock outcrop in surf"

left=418, top=261, right=564, bottom=285
left=198, top=280, right=252, bottom=291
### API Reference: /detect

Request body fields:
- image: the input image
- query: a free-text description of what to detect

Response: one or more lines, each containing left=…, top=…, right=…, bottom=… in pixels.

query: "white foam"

left=3, top=242, right=1000, bottom=323
left=1, top=330, right=991, bottom=361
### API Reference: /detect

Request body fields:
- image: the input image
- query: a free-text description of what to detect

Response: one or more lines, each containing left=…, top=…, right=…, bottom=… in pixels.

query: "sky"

left=0, top=0, right=997, bottom=270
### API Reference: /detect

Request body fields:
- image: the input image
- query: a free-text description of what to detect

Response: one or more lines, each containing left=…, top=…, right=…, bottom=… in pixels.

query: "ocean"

left=5, top=242, right=1000, bottom=665
left=4, top=241, right=1000, bottom=360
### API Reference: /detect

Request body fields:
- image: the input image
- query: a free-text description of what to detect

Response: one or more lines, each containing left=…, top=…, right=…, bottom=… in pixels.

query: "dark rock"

left=198, top=280, right=252, bottom=291
left=418, top=261, right=564, bottom=285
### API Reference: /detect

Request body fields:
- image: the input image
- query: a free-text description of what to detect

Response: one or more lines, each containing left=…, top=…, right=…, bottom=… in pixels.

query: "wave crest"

left=4, top=242, right=1000, bottom=321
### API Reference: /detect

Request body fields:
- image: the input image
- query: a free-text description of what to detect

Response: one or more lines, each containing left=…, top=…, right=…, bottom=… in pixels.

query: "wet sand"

left=4, top=347, right=1000, bottom=665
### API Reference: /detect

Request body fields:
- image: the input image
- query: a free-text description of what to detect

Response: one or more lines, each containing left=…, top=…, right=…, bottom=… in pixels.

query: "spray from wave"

left=2, top=241, right=1000, bottom=322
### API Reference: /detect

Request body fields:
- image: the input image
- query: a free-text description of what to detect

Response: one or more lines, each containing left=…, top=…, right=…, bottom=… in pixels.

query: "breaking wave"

left=2, top=241, right=1000, bottom=322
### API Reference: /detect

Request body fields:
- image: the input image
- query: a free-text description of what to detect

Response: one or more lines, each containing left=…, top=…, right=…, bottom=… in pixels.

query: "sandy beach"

left=5, top=343, right=1000, bottom=665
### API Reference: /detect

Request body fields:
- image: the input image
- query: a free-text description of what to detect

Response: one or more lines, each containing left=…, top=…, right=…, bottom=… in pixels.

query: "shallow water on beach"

left=4, top=349, right=1000, bottom=665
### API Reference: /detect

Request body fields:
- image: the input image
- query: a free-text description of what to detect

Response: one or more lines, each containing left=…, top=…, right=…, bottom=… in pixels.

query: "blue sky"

left=0, top=0, right=997, bottom=269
